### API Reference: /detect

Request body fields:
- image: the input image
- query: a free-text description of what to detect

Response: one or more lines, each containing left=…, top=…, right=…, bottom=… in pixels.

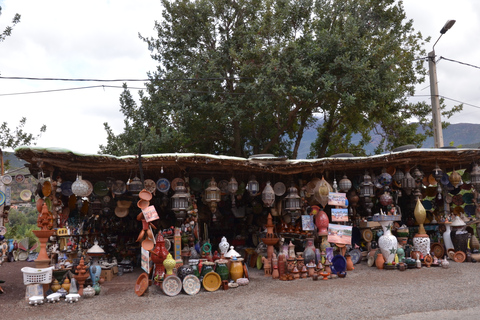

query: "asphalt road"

left=1, top=259, right=479, bottom=320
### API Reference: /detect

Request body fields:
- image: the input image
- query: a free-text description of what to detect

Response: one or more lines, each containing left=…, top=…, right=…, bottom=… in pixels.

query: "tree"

left=101, top=0, right=461, bottom=158
left=0, top=5, right=20, bottom=42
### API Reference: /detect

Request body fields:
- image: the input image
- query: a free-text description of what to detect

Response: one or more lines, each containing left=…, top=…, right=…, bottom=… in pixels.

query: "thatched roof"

left=14, top=146, right=480, bottom=183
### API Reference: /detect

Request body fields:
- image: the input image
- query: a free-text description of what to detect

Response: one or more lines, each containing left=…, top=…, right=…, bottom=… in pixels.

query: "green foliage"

left=0, top=117, right=47, bottom=150
left=0, top=6, right=21, bottom=42
left=4, top=207, right=40, bottom=249
left=100, top=0, right=461, bottom=158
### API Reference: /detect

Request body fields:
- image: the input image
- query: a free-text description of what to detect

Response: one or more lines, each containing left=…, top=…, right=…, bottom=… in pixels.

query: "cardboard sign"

left=142, top=205, right=159, bottom=222
left=328, top=192, right=347, bottom=207
left=327, top=223, right=352, bottom=245
left=301, top=215, right=315, bottom=231
left=141, top=247, right=150, bottom=273
left=331, top=208, right=348, bottom=222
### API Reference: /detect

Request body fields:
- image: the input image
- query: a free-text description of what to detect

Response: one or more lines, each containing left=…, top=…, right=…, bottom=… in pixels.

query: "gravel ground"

left=1, top=259, right=480, bottom=320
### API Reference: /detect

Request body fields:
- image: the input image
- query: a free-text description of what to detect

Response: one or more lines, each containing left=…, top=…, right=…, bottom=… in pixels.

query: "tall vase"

left=378, top=221, right=397, bottom=264
left=303, top=238, right=316, bottom=265
left=89, top=257, right=102, bottom=286
left=443, top=223, right=454, bottom=252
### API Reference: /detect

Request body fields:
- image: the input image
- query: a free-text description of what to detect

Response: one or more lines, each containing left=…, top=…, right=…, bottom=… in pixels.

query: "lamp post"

left=429, top=19, right=455, bottom=148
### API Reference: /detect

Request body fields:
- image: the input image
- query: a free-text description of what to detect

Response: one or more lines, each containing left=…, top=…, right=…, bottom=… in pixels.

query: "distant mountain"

left=296, top=122, right=480, bottom=159
left=2, top=151, right=27, bottom=170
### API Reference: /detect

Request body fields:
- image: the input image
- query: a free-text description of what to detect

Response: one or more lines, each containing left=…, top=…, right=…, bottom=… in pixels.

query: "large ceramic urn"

left=378, top=221, right=398, bottom=264
left=151, top=232, right=169, bottom=282
left=413, top=199, right=430, bottom=257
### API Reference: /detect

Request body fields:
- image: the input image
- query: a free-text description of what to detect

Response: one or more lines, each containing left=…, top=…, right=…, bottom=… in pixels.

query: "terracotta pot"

left=346, top=255, right=354, bottom=271
left=229, top=258, right=244, bottom=282
left=375, top=252, right=385, bottom=269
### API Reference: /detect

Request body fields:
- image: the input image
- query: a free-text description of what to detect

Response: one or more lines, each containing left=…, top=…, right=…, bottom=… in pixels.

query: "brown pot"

left=375, top=252, right=385, bottom=269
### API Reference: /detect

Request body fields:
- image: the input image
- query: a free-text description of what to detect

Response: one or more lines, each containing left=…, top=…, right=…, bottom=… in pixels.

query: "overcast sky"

left=1, top=0, right=479, bottom=154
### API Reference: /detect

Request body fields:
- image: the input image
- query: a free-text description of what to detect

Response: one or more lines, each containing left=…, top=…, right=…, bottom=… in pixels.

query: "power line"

left=410, top=94, right=480, bottom=109
left=0, top=76, right=252, bottom=82
left=0, top=85, right=146, bottom=96
left=440, top=56, right=480, bottom=70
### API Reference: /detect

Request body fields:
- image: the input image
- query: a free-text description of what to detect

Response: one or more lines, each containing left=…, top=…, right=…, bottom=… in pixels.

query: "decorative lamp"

left=71, top=175, right=89, bottom=197
left=227, top=176, right=238, bottom=194
left=262, top=181, right=275, bottom=207
left=284, top=184, right=301, bottom=211
left=433, top=166, right=443, bottom=183
left=449, top=170, right=462, bottom=188
left=378, top=172, right=392, bottom=187
left=393, top=169, right=404, bottom=184
left=128, top=176, right=143, bottom=196
left=401, top=171, right=416, bottom=195
left=412, top=168, right=424, bottom=183
left=338, top=175, right=352, bottom=193
left=205, top=178, right=221, bottom=213
left=379, top=192, right=393, bottom=207
left=247, top=175, right=260, bottom=196
left=171, top=180, right=190, bottom=220
left=360, top=172, right=374, bottom=198
left=471, top=163, right=480, bottom=190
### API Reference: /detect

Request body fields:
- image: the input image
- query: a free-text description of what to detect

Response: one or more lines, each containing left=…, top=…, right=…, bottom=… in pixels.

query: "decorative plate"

left=454, top=251, right=466, bottom=263
left=112, top=180, right=126, bottom=195
left=431, top=243, right=445, bottom=259
left=1, top=174, right=12, bottom=185
left=0, top=191, right=5, bottom=206
left=162, top=275, right=182, bottom=296
left=18, top=251, right=28, bottom=261
left=348, top=248, right=362, bottom=264
left=273, top=182, right=286, bottom=196
left=331, top=255, right=347, bottom=274
left=190, top=177, right=202, bottom=192
left=84, top=180, right=93, bottom=196
left=20, top=189, right=32, bottom=201
left=452, top=194, right=464, bottom=206
left=0, top=226, right=6, bottom=236
left=93, top=181, right=109, bottom=196
left=171, top=178, right=185, bottom=191
left=362, top=229, right=373, bottom=242
left=182, top=274, right=201, bottom=295
left=462, top=192, right=474, bottom=204
left=15, top=174, right=25, bottom=183
left=143, top=179, right=156, bottom=194
left=202, top=272, right=221, bottom=292
left=61, top=181, right=73, bottom=196
left=105, top=177, right=116, bottom=189
left=156, top=178, right=170, bottom=193
left=135, top=273, right=149, bottom=297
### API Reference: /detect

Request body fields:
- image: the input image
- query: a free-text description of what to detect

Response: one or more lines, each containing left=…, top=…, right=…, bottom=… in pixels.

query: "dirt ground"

left=2, top=258, right=480, bottom=320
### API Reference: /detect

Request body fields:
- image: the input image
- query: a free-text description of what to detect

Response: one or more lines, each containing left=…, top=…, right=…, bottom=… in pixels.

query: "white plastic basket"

left=21, top=266, right=54, bottom=285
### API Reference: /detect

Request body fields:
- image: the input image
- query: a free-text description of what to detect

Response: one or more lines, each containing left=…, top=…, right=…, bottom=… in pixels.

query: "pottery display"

left=83, top=285, right=95, bottom=298
left=442, top=222, right=455, bottom=252
left=218, top=236, right=230, bottom=257
left=215, top=259, right=229, bottom=281
left=229, top=257, right=244, bottom=282
left=303, top=238, right=316, bottom=265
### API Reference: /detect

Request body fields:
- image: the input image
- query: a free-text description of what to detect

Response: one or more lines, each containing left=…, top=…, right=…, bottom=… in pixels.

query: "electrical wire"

left=440, top=57, right=480, bottom=71
left=0, top=76, right=252, bottom=82
left=0, top=85, right=146, bottom=96
left=409, top=94, right=480, bottom=109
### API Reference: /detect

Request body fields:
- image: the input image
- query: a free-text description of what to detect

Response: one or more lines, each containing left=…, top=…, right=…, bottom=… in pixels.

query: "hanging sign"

left=327, top=223, right=352, bottom=245
left=331, top=208, right=348, bottom=222
left=142, top=205, right=159, bottom=223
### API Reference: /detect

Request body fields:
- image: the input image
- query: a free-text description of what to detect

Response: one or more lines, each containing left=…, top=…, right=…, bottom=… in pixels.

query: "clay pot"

left=51, top=279, right=61, bottom=292
left=375, top=252, right=385, bottom=269
left=61, top=278, right=71, bottom=292
left=346, top=255, right=354, bottom=271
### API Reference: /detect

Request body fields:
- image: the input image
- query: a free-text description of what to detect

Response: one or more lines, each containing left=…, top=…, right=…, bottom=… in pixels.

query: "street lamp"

left=429, top=19, right=456, bottom=148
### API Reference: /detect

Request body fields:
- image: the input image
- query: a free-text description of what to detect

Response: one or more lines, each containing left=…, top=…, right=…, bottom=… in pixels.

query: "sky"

left=0, top=0, right=479, bottom=155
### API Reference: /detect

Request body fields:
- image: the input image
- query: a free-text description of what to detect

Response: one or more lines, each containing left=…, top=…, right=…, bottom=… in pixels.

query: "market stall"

left=2, top=146, right=480, bottom=302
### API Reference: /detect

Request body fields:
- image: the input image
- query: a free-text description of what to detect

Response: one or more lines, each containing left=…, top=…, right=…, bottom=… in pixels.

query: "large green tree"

left=100, top=0, right=460, bottom=158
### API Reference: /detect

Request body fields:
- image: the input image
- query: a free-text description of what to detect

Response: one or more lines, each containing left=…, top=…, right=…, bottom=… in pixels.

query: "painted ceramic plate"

left=331, top=255, right=347, bottom=274
left=143, top=179, right=156, bottom=194
left=156, top=178, right=170, bottom=193
left=162, top=275, right=182, bottom=296
left=61, top=181, right=73, bottom=196
left=362, top=229, right=373, bottom=242
left=84, top=180, right=93, bottom=196
left=1, top=174, right=12, bottom=185
left=202, top=271, right=221, bottom=292
left=20, top=189, right=32, bottom=201
left=274, top=182, right=286, bottom=196
left=190, top=177, right=202, bottom=192
left=349, top=248, right=362, bottom=264
left=112, top=180, right=127, bottom=195
left=182, top=274, right=201, bottom=295
left=171, top=178, right=185, bottom=191
left=42, top=181, right=52, bottom=197
left=431, top=243, right=445, bottom=259
left=93, top=181, right=109, bottom=196
left=15, top=174, right=25, bottom=183
left=0, top=191, right=5, bottom=206
left=0, top=226, right=6, bottom=236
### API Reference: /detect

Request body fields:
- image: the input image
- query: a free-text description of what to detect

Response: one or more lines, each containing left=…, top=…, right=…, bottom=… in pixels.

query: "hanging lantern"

left=338, top=175, right=352, bottom=193
left=284, top=185, right=301, bottom=211
left=449, top=169, right=462, bottom=188
left=401, top=171, right=416, bottom=195
left=432, top=166, right=443, bottom=183
left=71, top=174, right=89, bottom=197
left=411, top=168, right=424, bottom=183
left=128, top=176, right=143, bottom=196
left=471, top=163, right=480, bottom=190
left=377, top=172, right=392, bottom=187
left=247, top=175, right=259, bottom=197
left=171, top=181, right=190, bottom=220
left=205, top=178, right=221, bottom=213
left=392, top=169, right=404, bottom=184
left=379, top=192, right=393, bottom=207
left=360, top=172, right=374, bottom=198
left=227, top=177, right=238, bottom=194
left=261, top=181, right=275, bottom=207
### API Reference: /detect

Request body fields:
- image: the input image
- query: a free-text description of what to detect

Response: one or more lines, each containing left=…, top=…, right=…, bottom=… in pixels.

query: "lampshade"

left=262, top=181, right=275, bottom=207
left=471, top=163, right=480, bottom=189
left=247, top=175, right=259, bottom=196
left=360, top=172, right=374, bottom=198
left=338, top=175, right=352, bottom=193
left=171, top=181, right=190, bottom=220
left=284, top=185, right=301, bottom=211
left=205, top=178, right=221, bottom=213
left=227, top=177, right=238, bottom=194
left=401, top=171, right=415, bottom=195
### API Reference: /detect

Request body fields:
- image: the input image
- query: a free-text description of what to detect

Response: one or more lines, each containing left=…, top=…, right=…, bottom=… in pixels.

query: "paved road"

left=1, top=259, right=479, bottom=319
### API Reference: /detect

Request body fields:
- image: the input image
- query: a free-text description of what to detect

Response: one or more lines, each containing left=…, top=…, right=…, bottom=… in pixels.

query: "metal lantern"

left=171, top=181, right=190, bottom=220
left=360, top=172, right=374, bottom=198
left=247, top=175, right=259, bottom=197
left=432, top=166, right=443, bottom=183
left=205, top=178, right=221, bottom=213
left=471, top=163, right=480, bottom=189
left=412, top=168, right=424, bottom=182
left=262, top=181, right=275, bottom=207
left=284, top=185, right=301, bottom=211
left=338, top=175, right=352, bottom=193
left=128, top=176, right=143, bottom=196
left=401, top=171, right=416, bottom=195
left=227, top=176, right=238, bottom=194
left=393, top=169, right=404, bottom=184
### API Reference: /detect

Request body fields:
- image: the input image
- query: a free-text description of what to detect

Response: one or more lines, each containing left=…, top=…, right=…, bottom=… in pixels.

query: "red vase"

left=151, top=232, right=169, bottom=283
left=315, top=210, right=329, bottom=236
